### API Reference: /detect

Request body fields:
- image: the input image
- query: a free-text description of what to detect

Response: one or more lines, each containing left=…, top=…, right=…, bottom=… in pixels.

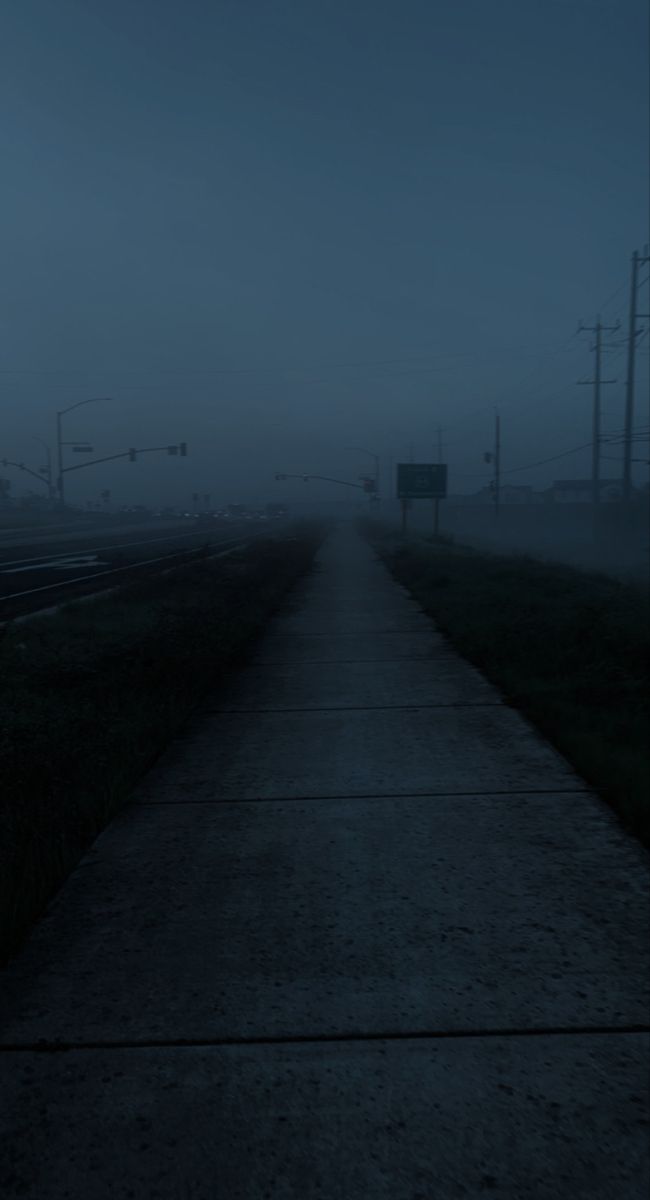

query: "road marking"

left=0, top=526, right=231, bottom=569
left=1, top=554, right=104, bottom=574
left=0, top=537, right=260, bottom=613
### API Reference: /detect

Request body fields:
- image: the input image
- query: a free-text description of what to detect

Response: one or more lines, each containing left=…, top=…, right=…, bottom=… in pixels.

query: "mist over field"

left=1, top=0, right=648, bottom=571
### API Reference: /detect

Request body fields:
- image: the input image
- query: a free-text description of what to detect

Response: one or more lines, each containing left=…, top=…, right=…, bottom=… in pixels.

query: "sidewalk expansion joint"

left=136, top=786, right=591, bottom=806
left=251, top=658, right=460, bottom=666
left=1, top=1024, right=648, bottom=1055
left=205, top=703, right=505, bottom=714
left=263, top=630, right=438, bottom=638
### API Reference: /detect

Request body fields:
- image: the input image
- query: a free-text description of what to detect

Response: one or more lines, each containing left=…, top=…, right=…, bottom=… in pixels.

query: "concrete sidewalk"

left=1, top=526, right=649, bottom=1198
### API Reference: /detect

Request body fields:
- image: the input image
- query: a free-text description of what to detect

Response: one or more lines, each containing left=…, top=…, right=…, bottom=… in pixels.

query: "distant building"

left=471, top=485, right=496, bottom=504
left=468, top=484, right=538, bottom=505
left=550, top=479, right=622, bottom=503
left=500, top=484, right=534, bottom=504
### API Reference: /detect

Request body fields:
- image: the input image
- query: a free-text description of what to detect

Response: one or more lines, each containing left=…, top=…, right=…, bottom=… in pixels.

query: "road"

left=0, top=517, right=267, bottom=620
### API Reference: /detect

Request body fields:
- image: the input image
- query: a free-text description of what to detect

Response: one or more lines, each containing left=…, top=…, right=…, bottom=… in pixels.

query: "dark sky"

left=2, top=0, right=649, bottom=506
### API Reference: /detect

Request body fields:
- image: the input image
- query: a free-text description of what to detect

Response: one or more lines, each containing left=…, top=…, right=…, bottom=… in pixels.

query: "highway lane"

left=0, top=517, right=214, bottom=559
left=0, top=519, right=265, bottom=620
left=0, top=514, right=154, bottom=550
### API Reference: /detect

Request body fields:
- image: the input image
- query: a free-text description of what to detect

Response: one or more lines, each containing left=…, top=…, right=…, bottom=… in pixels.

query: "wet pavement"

left=1, top=525, right=649, bottom=1198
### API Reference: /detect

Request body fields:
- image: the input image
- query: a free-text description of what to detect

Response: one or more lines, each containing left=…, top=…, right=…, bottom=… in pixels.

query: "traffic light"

left=179, top=442, right=187, bottom=456
left=129, top=448, right=137, bottom=462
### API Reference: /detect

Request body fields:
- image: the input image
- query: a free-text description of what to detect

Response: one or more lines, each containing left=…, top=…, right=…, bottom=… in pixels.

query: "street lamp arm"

left=58, top=397, right=111, bottom=417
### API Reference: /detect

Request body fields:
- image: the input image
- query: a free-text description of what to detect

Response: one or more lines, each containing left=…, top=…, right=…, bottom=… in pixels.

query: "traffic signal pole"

left=56, top=411, right=63, bottom=506
left=623, top=248, right=650, bottom=502
left=495, top=410, right=501, bottom=518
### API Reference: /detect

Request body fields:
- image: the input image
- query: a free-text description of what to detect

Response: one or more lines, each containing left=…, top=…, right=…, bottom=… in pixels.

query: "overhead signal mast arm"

left=62, top=444, right=188, bottom=474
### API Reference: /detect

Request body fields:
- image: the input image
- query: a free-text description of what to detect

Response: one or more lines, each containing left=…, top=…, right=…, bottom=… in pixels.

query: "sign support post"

left=397, top=463, right=447, bottom=538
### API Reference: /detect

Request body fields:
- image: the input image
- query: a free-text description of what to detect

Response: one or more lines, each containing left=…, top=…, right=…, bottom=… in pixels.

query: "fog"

left=2, top=0, right=648, bottom=536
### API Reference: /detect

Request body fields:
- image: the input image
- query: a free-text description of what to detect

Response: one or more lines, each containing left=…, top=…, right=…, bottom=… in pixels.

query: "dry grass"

left=365, top=522, right=650, bottom=852
left=0, top=525, right=324, bottom=962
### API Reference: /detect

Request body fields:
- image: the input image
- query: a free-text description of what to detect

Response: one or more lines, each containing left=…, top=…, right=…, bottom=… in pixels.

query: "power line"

left=0, top=346, right=591, bottom=379
left=577, top=316, right=620, bottom=506
left=594, top=276, right=630, bottom=315
left=488, top=426, right=649, bottom=478
left=500, top=441, right=594, bottom=475
left=443, top=282, right=635, bottom=435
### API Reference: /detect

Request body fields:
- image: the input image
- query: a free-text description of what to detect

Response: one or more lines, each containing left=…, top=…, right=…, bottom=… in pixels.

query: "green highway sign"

left=397, top=463, right=447, bottom=499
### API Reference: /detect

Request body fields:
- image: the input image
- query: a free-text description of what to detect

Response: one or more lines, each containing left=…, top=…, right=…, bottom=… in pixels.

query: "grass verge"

left=363, top=521, right=650, bottom=852
left=0, top=523, right=325, bottom=963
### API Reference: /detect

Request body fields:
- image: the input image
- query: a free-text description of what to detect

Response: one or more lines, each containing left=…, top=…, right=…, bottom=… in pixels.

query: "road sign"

left=397, top=463, right=447, bottom=499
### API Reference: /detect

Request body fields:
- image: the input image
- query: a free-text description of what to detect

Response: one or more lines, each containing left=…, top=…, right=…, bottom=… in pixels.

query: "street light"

left=346, top=446, right=380, bottom=502
left=56, top=398, right=110, bottom=506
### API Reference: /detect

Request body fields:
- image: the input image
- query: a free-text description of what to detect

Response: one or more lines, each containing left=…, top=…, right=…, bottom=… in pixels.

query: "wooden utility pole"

left=623, top=248, right=650, bottom=502
left=494, top=411, right=501, bottom=517
left=434, top=425, right=444, bottom=536
left=578, top=317, right=619, bottom=506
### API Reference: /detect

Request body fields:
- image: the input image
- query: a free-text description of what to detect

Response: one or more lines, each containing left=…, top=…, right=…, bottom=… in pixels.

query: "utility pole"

left=623, top=247, right=650, bottom=502
left=346, top=446, right=380, bottom=505
left=494, top=410, right=501, bottom=518
left=578, top=317, right=619, bottom=506
left=434, top=425, right=444, bottom=535
left=483, top=416, right=500, bottom=515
